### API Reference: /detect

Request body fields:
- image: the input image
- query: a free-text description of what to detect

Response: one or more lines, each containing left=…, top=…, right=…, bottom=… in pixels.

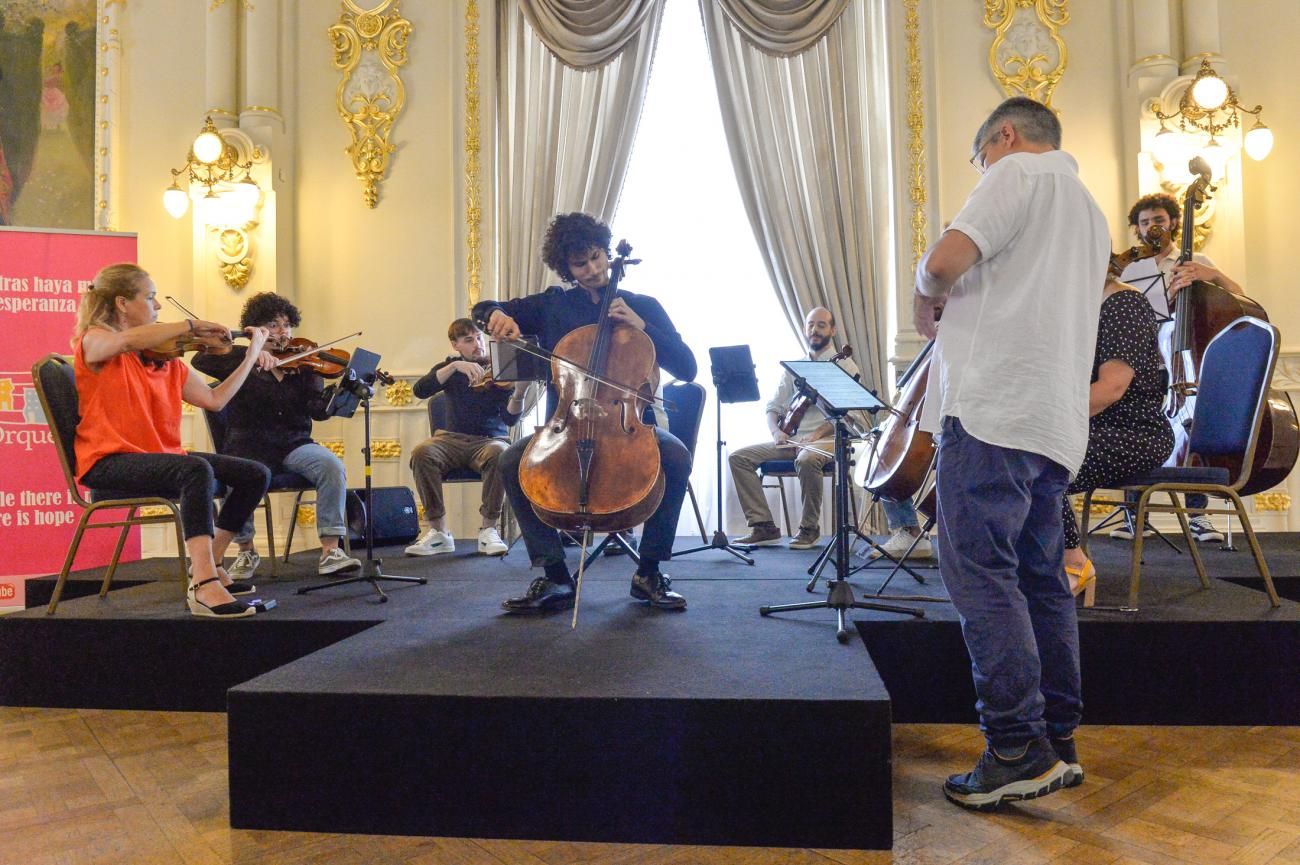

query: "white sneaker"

left=318, top=547, right=362, bottom=575
left=868, top=527, right=932, bottom=560
left=405, top=528, right=455, bottom=557
left=227, top=550, right=261, bottom=581
left=477, top=526, right=508, bottom=556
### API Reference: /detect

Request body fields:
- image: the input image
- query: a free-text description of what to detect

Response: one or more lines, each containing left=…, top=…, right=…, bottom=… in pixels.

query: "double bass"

left=517, top=241, right=664, bottom=533
left=1167, top=157, right=1298, bottom=494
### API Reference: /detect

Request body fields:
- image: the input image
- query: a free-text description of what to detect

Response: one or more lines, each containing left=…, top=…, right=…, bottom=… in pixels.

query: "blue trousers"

left=935, top=417, right=1082, bottom=749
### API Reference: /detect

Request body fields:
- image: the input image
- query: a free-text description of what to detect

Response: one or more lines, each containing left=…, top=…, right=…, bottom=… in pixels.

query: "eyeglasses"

left=969, top=129, right=1004, bottom=173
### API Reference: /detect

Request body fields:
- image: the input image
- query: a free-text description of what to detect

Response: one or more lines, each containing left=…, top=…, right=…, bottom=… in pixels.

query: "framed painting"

left=0, top=0, right=120, bottom=230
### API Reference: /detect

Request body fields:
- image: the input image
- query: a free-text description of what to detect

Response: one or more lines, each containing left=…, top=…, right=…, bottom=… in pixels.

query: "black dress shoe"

left=603, top=531, right=639, bottom=557
left=630, top=572, right=686, bottom=610
left=502, top=577, right=576, bottom=614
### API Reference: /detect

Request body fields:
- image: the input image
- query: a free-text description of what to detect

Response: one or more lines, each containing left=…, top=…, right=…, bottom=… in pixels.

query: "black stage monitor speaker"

left=346, top=486, right=419, bottom=547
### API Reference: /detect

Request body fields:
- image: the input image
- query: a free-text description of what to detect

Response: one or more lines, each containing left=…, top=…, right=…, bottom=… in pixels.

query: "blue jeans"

left=236, top=443, right=349, bottom=543
left=935, top=417, right=1082, bottom=749
left=882, top=498, right=920, bottom=531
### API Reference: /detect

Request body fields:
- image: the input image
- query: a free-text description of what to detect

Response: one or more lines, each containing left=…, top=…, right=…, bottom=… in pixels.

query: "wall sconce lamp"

left=162, top=117, right=266, bottom=289
left=1152, top=58, right=1274, bottom=164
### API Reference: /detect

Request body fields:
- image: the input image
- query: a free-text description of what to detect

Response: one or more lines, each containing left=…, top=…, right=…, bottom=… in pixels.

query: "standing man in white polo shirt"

left=913, top=97, right=1109, bottom=811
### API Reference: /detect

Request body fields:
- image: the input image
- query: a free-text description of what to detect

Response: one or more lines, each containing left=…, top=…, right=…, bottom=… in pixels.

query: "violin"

left=467, top=357, right=514, bottom=391
left=1108, top=225, right=1165, bottom=281
left=139, top=329, right=238, bottom=364
left=269, top=337, right=351, bottom=378
left=777, top=345, right=853, bottom=437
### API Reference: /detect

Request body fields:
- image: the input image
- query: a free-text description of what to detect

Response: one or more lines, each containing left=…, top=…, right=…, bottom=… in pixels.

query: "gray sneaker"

left=1050, top=735, right=1084, bottom=788
left=227, top=550, right=261, bottom=581
left=943, top=738, right=1070, bottom=811
left=318, top=547, right=362, bottom=575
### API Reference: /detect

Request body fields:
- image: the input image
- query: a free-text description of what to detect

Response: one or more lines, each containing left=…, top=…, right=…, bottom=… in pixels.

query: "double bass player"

left=475, top=212, right=698, bottom=614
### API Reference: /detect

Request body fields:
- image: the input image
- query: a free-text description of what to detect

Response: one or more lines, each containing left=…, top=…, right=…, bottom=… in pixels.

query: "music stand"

left=760, top=360, right=923, bottom=642
left=674, top=345, right=759, bottom=565
left=298, top=348, right=427, bottom=601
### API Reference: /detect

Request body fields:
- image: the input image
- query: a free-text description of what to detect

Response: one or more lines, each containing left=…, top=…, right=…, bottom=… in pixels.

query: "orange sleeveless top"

left=73, top=333, right=189, bottom=482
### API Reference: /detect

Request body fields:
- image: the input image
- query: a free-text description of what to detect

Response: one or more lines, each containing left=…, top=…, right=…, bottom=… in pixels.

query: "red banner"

left=0, top=227, right=139, bottom=610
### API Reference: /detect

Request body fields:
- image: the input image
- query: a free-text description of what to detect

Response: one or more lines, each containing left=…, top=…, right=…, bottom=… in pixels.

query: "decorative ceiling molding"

left=982, top=0, right=1069, bottom=108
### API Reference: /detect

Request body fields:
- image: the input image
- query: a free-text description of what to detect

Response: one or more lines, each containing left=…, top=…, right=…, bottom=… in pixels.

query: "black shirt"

left=471, top=285, right=697, bottom=417
left=193, top=347, right=331, bottom=470
left=413, top=356, right=520, bottom=439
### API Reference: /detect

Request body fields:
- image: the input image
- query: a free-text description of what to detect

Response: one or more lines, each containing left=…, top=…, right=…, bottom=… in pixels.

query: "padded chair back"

left=32, top=355, right=83, bottom=496
left=1189, top=317, right=1278, bottom=472
left=427, top=391, right=449, bottom=434
left=663, top=381, right=706, bottom=456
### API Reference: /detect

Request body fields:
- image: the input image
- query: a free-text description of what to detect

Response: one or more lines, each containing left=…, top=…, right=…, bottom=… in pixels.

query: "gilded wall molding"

left=904, top=0, right=926, bottom=267
left=95, top=0, right=125, bottom=230
left=330, top=0, right=413, bottom=208
left=464, top=0, right=483, bottom=305
left=982, top=0, right=1069, bottom=108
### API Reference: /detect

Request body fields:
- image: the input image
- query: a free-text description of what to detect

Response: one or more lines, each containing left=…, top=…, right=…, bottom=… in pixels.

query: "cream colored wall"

left=929, top=2, right=1128, bottom=249
left=109, top=2, right=480, bottom=554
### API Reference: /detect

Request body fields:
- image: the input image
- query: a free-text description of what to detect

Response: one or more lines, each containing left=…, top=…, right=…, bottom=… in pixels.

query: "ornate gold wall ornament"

left=464, top=0, right=483, bottom=305
left=372, top=439, right=402, bottom=460
left=321, top=439, right=346, bottom=458
left=297, top=505, right=318, bottom=526
left=384, top=379, right=414, bottom=406
left=330, top=0, right=413, bottom=208
left=982, top=0, right=1069, bottom=108
left=95, top=1, right=124, bottom=231
left=139, top=506, right=171, bottom=518
left=1254, top=492, right=1291, bottom=512
left=904, top=0, right=927, bottom=267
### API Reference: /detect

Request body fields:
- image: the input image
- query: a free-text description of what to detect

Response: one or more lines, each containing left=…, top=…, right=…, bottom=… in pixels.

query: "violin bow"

left=269, top=331, right=362, bottom=368
left=494, top=337, right=676, bottom=410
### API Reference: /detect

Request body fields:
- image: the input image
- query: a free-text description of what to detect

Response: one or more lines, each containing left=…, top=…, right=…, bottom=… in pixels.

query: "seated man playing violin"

left=72, top=263, right=272, bottom=619
left=192, top=292, right=361, bottom=578
left=474, top=211, right=698, bottom=614
left=729, top=307, right=926, bottom=554
left=404, top=318, right=529, bottom=558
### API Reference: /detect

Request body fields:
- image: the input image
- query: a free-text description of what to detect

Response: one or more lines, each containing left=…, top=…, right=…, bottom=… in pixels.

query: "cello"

left=861, top=341, right=934, bottom=503
left=1167, top=157, right=1298, bottom=494
left=517, top=241, right=665, bottom=534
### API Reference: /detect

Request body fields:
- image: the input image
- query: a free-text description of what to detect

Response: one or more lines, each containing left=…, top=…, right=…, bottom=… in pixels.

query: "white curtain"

left=699, top=0, right=890, bottom=396
left=495, top=0, right=666, bottom=301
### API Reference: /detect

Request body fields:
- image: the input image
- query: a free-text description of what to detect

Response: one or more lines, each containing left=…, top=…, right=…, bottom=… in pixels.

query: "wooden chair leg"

left=1128, top=492, right=1153, bottom=611
left=777, top=478, right=792, bottom=537
left=1227, top=489, right=1281, bottom=607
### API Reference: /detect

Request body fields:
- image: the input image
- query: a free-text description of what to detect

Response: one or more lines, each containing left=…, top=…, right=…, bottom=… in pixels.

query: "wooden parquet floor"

left=2, top=708, right=1298, bottom=865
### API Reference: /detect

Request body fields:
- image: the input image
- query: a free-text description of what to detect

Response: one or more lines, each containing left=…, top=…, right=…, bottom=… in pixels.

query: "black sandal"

left=187, top=577, right=255, bottom=619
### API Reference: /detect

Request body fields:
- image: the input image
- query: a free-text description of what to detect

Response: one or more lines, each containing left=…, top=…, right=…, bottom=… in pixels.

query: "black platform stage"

left=2, top=532, right=1298, bottom=850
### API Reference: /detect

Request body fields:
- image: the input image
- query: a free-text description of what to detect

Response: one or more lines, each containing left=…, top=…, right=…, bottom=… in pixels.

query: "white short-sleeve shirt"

left=919, top=150, right=1110, bottom=474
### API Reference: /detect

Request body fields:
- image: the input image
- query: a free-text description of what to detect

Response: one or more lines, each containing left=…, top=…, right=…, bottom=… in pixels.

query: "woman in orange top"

left=73, top=263, right=273, bottom=619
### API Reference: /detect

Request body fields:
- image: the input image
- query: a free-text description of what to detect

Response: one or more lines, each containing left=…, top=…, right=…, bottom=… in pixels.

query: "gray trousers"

left=409, top=431, right=508, bottom=522
left=729, top=440, right=834, bottom=531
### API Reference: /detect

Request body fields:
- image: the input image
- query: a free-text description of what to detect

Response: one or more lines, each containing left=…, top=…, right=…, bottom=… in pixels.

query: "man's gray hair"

left=972, top=96, right=1061, bottom=153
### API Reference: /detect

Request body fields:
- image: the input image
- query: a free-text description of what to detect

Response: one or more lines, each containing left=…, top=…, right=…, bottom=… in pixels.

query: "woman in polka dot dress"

left=1062, top=278, right=1174, bottom=604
